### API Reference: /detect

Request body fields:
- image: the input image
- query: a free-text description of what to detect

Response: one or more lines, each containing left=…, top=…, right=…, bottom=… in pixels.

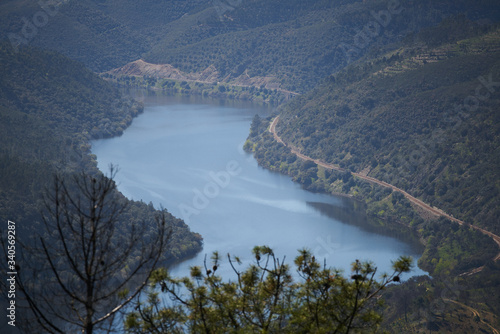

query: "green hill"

left=275, top=21, right=500, bottom=234
left=3, top=0, right=500, bottom=93
left=244, top=20, right=500, bottom=331
left=244, top=19, right=500, bottom=276
left=0, top=42, right=202, bottom=262
left=0, top=0, right=207, bottom=72
left=144, top=0, right=500, bottom=92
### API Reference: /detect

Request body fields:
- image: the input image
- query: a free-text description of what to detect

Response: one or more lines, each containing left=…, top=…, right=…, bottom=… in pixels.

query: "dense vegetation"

left=274, top=21, right=500, bottom=234
left=102, top=74, right=291, bottom=105
left=0, top=0, right=211, bottom=72
left=12, top=170, right=173, bottom=334
left=245, top=18, right=500, bottom=332
left=245, top=115, right=498, bottom=278
left=2, top=1, right=500, bottom=332
left=125, top=247, right=412, bottom=333
left=381, top=260, right=500, bottom=333
left=2, top=0, right=500, bottom=92
left=144, top=0, right=500, bottom=92
left=0, top=42, right=202, bottom=264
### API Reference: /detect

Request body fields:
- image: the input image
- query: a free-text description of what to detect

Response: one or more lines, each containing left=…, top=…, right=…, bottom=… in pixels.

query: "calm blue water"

left=92, top=93, right=426, bottom=280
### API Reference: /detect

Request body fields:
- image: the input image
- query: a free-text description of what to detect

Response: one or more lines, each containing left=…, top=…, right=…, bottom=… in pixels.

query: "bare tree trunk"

left=4, top=167, right=171, bottom=333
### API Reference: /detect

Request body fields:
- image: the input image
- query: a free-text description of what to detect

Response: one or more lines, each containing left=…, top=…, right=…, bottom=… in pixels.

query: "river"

left=91, top=92, right=426, bottom=280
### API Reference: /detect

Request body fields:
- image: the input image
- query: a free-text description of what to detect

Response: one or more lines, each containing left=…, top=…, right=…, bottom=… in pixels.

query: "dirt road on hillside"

left=269, top=116, right=500, bottom=263
left=444, top=299, right=500, bottom=334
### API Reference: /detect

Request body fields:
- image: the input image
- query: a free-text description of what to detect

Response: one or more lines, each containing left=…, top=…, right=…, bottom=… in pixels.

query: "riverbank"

left=270, top=116, right=500, bottom=266
left=92, top=96, right=427, bottom=280
left=245, top=116, right=498, bottom=278
left=101, top=65, right=298, bottom=106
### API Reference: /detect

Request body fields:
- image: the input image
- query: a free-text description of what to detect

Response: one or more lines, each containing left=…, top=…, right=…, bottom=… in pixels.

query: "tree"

left=6, top=168, right=171, bottom=334
left=249, top=114, right=262, bottom=138
left=125, top=246, right=412, bottom=333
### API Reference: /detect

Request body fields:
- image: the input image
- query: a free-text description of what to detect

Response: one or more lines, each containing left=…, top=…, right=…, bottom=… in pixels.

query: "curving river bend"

left=91, top=92, right=426, bottom=280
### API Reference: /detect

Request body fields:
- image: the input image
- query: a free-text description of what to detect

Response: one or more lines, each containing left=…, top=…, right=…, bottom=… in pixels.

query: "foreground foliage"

left=0, top=43, right=203, bottom=331
left=1, top=170, right=171, bottom=333
left=125, top=247, right=412, bottom=333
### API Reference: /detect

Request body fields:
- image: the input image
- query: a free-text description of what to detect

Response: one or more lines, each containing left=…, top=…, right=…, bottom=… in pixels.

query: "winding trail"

left=444, top=299, right=499, bottom=334
left=269, top=116, right=500, bottom=264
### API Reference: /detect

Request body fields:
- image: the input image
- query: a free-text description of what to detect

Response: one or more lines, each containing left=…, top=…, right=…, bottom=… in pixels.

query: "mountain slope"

left=0, top=0, right=207, bottom=72
left=144, top=0, right=500, bottom=92
left=243, top=21, right=500, bottom=331
left=275, top=23, right=500, bottom=234
left=4, top=0, right=499, bottom=92
left=0, top=42, right=202, bottom=261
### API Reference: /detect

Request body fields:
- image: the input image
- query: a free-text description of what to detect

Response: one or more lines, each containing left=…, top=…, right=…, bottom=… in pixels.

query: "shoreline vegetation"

left=99, top=71, right=498, bottom=278
left=244, top=115, right=498, bottom=278
left=0, top=43, right=203, bottom=269
left=269, top=115, right=500, bottom=268
left=100, top=60, right=300, bottom=106
left=242, top=112, right=500, bottom=331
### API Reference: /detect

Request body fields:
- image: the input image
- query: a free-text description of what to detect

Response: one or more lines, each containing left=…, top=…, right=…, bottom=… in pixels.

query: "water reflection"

left=307, top=199, right=424, bottom=253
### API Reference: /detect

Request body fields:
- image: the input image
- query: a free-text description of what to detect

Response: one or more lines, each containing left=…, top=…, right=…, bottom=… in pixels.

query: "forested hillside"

left=245, top=19, right=500, bottom=332
left=142, top=0, right=500, bottom=92
left=276, top=21, right=500, bottom=234
left=3, top=0, right=500, bottom=92
left=2, top=1, right=500, bottom=332
left=0, top=0, right=207, bottom=72
left=0, top=42, right=202, bottom=262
